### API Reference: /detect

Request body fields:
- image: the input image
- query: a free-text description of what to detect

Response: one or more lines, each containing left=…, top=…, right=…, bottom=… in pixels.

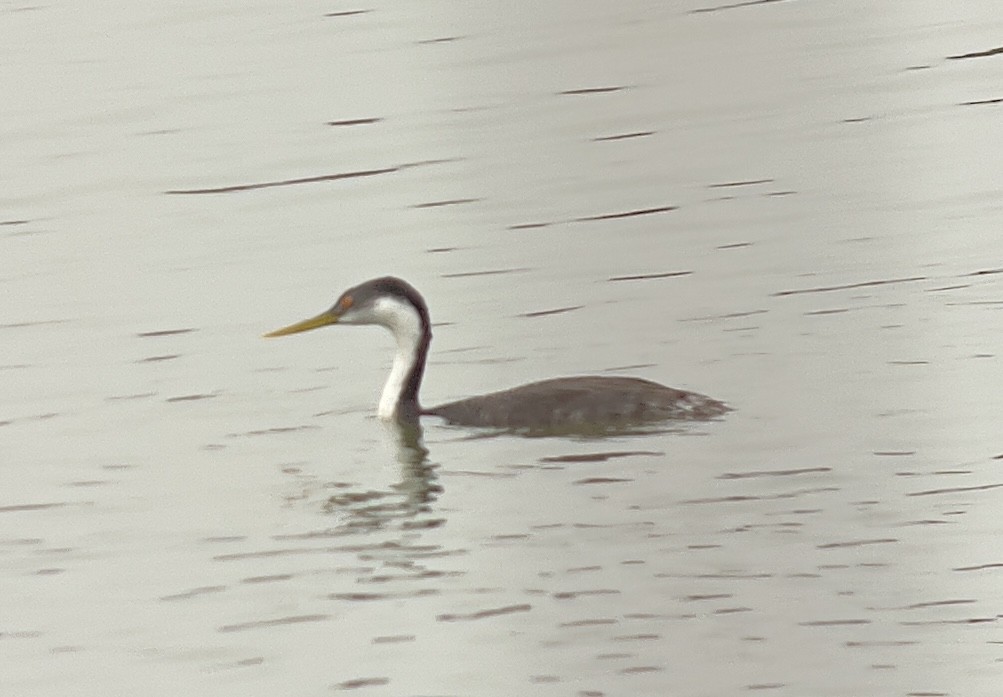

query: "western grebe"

left=265, top=277, right=729, bottom=433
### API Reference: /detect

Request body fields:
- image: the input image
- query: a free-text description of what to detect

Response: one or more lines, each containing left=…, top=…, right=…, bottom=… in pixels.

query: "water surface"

left=3, top=1, right=1003, bottom=695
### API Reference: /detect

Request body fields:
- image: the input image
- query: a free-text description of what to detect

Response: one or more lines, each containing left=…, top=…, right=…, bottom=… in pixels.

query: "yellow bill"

left=264, top=311, right=338, bottom=338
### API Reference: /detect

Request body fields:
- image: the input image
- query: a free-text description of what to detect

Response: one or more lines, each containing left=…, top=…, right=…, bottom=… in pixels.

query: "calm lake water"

left=3, top=1, right=1003, bottom=695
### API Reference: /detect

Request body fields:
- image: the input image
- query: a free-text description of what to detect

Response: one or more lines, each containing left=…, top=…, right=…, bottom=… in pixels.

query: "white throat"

left=367, top=297, right=425, bottom=420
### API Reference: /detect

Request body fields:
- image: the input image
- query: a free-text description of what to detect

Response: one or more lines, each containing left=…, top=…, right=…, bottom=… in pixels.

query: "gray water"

left=3, top=1, right=1003, bottom=695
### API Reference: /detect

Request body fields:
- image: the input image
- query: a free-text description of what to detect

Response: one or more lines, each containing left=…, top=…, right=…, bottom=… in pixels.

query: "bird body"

left=265, top=277, right=728, bottom=434
left=427, top=376, right=726, bottom=433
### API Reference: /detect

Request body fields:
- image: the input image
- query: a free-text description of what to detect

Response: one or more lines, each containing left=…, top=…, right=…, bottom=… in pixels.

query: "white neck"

left=369, top=297, right=425, bottom=420
left=378, top=339, right=417, bottom=419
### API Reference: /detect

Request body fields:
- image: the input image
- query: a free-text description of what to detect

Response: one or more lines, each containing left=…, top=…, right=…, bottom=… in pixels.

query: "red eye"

left=340, top=295, right=354, bottom=311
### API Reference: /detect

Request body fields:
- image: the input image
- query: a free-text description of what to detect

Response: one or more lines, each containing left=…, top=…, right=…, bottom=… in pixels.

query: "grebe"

left=265, top=277, right=729, bottom=434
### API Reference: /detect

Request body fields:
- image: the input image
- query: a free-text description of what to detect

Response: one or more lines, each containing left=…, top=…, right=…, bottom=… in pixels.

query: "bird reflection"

left=322, top=418, right=443, bottom=532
